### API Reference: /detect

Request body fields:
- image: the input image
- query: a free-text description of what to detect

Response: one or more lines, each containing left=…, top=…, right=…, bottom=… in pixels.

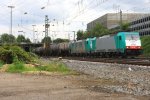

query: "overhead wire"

left=66, top=0, right=110, bottom=24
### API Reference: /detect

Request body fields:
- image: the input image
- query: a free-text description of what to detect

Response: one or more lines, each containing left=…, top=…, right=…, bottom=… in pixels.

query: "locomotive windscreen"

left=125, top=34, right=140, bottom=40
left=125, top=33, right=141, bottom=49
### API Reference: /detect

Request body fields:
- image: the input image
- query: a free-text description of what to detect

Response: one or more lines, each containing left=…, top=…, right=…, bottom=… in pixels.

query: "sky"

left=0, top=0, right=150, bottom=42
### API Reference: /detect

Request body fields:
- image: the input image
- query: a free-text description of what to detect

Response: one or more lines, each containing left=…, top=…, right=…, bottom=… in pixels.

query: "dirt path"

left=0, top=73, right=149, bottom=100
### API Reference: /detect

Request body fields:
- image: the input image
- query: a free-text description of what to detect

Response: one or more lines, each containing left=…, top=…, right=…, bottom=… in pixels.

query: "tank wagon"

left=69, top=40, right=86, bottom=56
left=50, top=43, right=59, bottom=56
left=50, top=42, right=70, bottom=56
left=58, top=42, right=70, bottom=56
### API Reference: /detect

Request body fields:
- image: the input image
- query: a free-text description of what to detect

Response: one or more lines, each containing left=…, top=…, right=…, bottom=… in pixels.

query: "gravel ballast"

left=63, top=59, right=150, bottom=96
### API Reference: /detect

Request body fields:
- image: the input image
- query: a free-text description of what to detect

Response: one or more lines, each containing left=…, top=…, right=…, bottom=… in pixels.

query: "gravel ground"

left=1, top=73, right=148, bottom=100
left=63, top=59, right=150, bottom=96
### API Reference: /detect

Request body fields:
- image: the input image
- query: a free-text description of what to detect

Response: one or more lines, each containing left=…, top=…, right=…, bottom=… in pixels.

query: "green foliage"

left=53, top=38, right=69, bottom=43
left=6, top=61, right=70, bottom=74
left=16, top=35, right=26, bottom=43
left=37, top=61, right=70, bottom=73
left=0, top=45, right=33, bottom=64
left=25, top=38, right=31, bottom=43
left=77, top=30, right=84, bottom=40
left=7, top=62, right=25, bottom=73
left=0, top=61, right=4, bottom=68
left=0, top=47, right=13, bottom=63
left=1, top=33, right=16, bottom=43
left=83, top=31, right=91, bottom=39
left=77, top=23, right=110, bottom=39
left=10, top=46, right=31, bottom=62
left=121, top=22, right=130, bottom=31
left=0, top=33, right=31, bottom=44
left=90, top=23, right=110, bottom=37
left=41, top=36, right=52, bottom=43
left=141, top=36, right=150, bottom=56
left=110, top=22, right=130, bottom=34
left=16, top=35, right=31, bottom=43
left=7, top=62, right=38, bottom=73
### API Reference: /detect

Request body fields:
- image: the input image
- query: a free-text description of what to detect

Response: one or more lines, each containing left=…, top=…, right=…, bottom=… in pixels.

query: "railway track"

left=62, top=57, right=150, bottom=66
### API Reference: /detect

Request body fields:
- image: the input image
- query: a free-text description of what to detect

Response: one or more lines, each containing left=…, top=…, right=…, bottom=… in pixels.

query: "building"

left=130, top=15, right=150, bottom=36
left=87, top=13, right=149, bottom=31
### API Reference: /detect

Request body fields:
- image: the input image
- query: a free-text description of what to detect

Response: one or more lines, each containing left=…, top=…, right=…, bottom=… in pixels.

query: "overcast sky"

left=0, top=0, right=150, bottom=42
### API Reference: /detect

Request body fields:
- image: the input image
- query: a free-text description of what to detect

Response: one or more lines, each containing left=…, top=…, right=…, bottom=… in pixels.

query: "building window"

left=149, top=16, right=150, bottom=20
left=148, top=31, right=150, bottom=35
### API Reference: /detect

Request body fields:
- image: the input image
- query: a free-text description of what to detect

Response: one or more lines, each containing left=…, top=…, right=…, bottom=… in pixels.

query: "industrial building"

left=87, top=13, right=149, bottom=31
left=130, top=15, right=150, bottom=36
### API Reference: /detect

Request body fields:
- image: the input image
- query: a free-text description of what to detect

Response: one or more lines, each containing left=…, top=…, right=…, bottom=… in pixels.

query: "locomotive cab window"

left=87, top=41, right=88, bottom=44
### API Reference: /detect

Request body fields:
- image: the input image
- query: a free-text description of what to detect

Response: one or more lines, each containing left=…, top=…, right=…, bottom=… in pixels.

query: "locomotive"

left=35, top=32, right=142, bottom=57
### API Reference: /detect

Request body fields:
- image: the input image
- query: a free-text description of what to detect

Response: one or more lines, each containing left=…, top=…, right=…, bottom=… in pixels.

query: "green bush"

left=10, top=46, right=31, bottom=62
left=141, top=36, right=150, bottom=56
left=0, top=45, right=33, bottom=64
left=0, top=47, right=13, bottom=63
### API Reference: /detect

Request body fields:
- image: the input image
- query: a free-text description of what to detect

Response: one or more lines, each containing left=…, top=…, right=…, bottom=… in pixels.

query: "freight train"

left=34, top=32, right=142, bottom=57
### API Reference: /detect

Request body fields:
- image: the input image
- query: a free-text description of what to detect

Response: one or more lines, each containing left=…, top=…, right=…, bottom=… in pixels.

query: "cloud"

left=0, top=0, right=149, bottom=41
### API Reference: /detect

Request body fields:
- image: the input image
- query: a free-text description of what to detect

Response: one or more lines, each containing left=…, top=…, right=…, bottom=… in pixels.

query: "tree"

left=121, top=22, right=130, bottom=31
left=9, top=34, right=16, bottom=43
left=83, top=31, right=92, bottom=39
left=1, top=33, right=16, bottom=43
left=17, top=35, right=26, bottom=43
left=41, top=36, right=52, bottom=43
left=53, top=38, right=69, bottom=43
left=25, top=38, right=31, bottom=43
left=76, top=30, right=84, bottom=40
left=90, top=23, right=110, bottom=37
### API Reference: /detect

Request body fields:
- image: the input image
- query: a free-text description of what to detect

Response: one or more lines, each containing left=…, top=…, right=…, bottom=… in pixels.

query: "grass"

left=0, top=61, right=4, bottom=68
left=7, top=62, right=38, bottom=73
left=37, top=62, right=70, bottom=73
left=6, top=60, right=72, bottom=74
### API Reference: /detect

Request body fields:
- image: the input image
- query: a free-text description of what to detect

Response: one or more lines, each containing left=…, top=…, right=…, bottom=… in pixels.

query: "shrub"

left=141, top=36, right=150, bottom=56
left=0, top=45, right=33, bottom=64
left=0, top=47, right=13, bottom=63
left=10, top=46, right=31, bottom=62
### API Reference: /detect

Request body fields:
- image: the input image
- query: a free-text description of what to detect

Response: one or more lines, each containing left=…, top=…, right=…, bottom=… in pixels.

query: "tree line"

left=0, top=33, right=31, bottom=44
left=0, top=33, right=69, bottom=44
left=76, top=23, right=130, bottom=40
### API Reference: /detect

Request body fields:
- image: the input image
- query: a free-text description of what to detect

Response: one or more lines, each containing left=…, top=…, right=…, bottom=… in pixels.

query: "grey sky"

left=0, top=0, right=149, bottom=42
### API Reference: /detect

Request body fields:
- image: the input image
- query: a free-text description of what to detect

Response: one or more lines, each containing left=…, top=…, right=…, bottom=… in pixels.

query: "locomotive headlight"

left=126, top=46, right=129, bottom=49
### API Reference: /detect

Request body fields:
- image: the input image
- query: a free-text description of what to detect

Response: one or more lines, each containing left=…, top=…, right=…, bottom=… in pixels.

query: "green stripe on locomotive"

left=85, top=37, right=96, bottom=53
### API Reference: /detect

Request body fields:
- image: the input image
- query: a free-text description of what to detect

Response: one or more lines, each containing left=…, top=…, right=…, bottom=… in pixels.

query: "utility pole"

left=44, top=15, right=50, bottom=48
left=8, top=6, right=15, bottom=35
left=73, top=31, right=75, bottom=42
left=120, top=10, right=122, bottom=30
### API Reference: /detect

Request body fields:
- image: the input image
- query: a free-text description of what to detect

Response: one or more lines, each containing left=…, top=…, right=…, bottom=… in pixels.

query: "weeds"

left=37, top=62, right=70, bottom=74
left=7, top=62, right=25, bottom=73
left=0, top=61, right=4, bottom=68
left=6, top=61, right=72, bottom=74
